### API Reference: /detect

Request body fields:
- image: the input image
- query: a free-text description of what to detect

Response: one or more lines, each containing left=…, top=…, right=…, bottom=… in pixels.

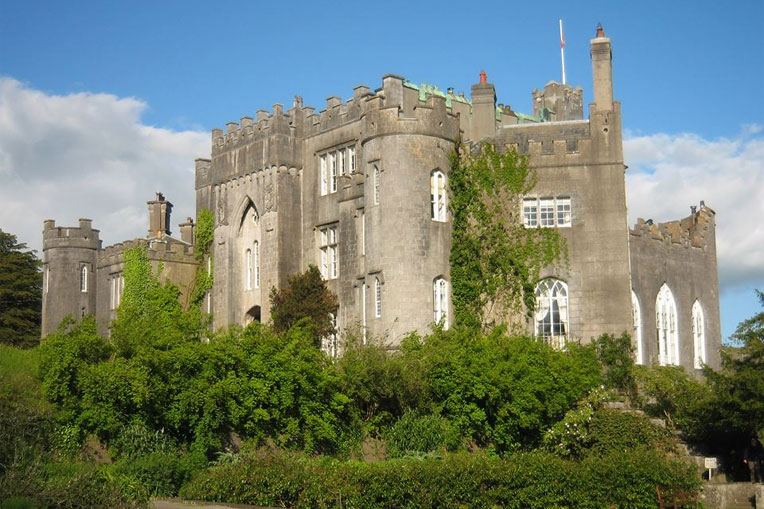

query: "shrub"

left=384, top=411, right=458, bottom=458
left=179, top=448, right=699, bottom=508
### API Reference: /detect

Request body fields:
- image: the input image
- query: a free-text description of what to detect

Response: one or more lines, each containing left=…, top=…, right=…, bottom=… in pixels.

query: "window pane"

left=540, top=198, right=555, bottom=227
left=523, top=198, right=538, bottom=227
left=556, top=197, right=571, bottom=226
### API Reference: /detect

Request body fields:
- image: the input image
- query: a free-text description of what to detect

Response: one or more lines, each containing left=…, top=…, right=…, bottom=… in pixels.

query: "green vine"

left=449, top=142, right=567, bottom=332
left=189, top=209, right=214, bottom=310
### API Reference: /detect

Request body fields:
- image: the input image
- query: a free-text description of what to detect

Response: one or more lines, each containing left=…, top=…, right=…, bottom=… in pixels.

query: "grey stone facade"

left=42, top=25, right=721, bottom=371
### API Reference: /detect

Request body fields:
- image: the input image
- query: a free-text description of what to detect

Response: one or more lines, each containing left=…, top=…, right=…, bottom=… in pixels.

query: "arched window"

left=430, top=170, right=447, bottom=222
left=80, top=266, right=88, bottom=293
left=534, top=279, right=568, bottom=349
left=374, top=277, right=382, bottom=317
left=374, top=165, right=380, bottom=205
left=433, top=277, right=449, bottom=329
left=253, top=241, right=260, bottom=288
left=245, top=249, right=252, bottom=290
left=534, top=278, right=568, bottom=349
left=632, top=291, right=643, bottom=364
left=692, top=300, right=706, bottom=369
left=656, top=284, right=679, bottom=366
left=322, top=312, right=339, bottom=358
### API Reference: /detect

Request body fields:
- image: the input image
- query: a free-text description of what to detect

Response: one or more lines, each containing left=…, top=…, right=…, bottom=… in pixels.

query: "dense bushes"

left=180, top=448, right=699, bottom=508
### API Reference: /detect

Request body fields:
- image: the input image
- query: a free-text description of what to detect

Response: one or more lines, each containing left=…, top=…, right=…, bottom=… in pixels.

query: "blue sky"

left=1, top=0, right=762, bottom=340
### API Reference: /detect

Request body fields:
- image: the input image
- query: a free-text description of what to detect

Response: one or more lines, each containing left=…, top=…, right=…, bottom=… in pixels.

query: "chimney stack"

left=590, top=23, right=614, bottom=111
left=147, top=192, right=172, bottom=238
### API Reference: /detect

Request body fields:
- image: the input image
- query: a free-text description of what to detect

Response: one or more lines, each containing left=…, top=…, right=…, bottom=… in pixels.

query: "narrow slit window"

left=374, top=165, right=380, bottom=205
left=80, top=266, right=88, bottom=293
left=330, top=152, right=338, bottom=193
left=433, top=277, right=449, bottom=329
left=245, top=249, right=253, bottom=290
left=253, top=241, right=260, bottom=289
left=349, top=146, right=356, bottom=173
left=320, top=154, right=328, bottom=196
left=374, top=277, right=382, bottom=317
left=430, top=170, right=447, bottom=222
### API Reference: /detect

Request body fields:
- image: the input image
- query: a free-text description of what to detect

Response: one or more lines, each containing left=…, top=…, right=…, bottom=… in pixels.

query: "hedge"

left=180, top=449, right=699, bottom=508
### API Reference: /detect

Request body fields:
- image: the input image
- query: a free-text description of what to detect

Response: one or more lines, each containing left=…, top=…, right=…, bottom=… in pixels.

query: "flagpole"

left=559, top=19, right=566, bottom=85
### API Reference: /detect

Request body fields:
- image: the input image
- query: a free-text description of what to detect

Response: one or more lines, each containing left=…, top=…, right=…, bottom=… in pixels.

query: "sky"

left=1, top=0, right=762, bottom=341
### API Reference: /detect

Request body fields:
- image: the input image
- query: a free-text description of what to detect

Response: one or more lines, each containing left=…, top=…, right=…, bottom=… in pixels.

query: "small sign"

left=704, top=457, right=718, bottom=469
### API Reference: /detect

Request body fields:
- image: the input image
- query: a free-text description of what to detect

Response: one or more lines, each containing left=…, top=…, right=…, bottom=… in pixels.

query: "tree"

left=0, top=229, right=42, bottom=347
left=269, top=265, right=338, bottom=346
left=701, top=290, right=764, bottom=440
left=448, top=143, right=566, bottom=331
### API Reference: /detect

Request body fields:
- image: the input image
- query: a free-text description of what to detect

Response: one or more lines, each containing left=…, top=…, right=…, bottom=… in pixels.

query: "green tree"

left=448, top=143, right=565, bottom=331
left=269, top=265, right=338, bottom=346
left=700, top=290, right=764, bottom=441
left=0, top=229, right=42, bottom=347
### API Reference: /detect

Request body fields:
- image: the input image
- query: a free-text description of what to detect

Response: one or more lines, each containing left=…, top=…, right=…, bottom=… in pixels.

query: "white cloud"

left=0, top=77, right=209, bottom=253
left=624, top=127, right=764, bottom=292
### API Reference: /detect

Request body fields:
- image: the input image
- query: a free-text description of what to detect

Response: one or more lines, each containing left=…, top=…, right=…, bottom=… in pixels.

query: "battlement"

left=630, top=203, right=715, bottom=249
left=98, top=236, right=196, bottom=268
left=42, top=218, right=101, bottom=250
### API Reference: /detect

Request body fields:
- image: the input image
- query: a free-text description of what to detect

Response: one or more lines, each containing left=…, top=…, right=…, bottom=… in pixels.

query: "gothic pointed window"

left=433, top=277, right=449, bottom=329
left=656, top=283, right=679, bottom=366
left=632, top=291, right=644, bottom=364
left=534, top=278, right=568, bottom=349
left=80, top=266, right=88, bottom=293
left=374, top=277, right=382, bottom=317
left=430, top=170, right=447, bottom=222
left=692, top=300, right=706, bottom=368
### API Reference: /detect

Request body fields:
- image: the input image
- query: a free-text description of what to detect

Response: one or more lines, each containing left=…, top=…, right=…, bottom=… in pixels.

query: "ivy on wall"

left=448, top=142, right=567, bottom=332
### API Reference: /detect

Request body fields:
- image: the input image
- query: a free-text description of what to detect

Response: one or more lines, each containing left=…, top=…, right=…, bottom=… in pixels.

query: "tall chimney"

left=147, top=192, right=172, bottom=238
left=471, top=70, right=497, bottom=141
left=590, top=23, right=614, bottom=111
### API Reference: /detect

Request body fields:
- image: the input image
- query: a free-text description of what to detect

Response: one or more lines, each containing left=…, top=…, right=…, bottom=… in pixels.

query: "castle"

left=41, top=25, right=721, bottom=371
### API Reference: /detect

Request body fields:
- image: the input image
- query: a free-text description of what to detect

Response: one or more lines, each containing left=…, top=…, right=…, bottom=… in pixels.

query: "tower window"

left=319, top=225, right=338, bottom=279
left=374, top=165, right=380, bottom=205
left=80, top=266, right=88, bottom=293
left=692, top=300, right=706, bottom=368
left=338, top=148, right=346, bottom=177
left=433, top=277, right=449, bottom=329
left=534, top=278, right=568, bottom=349
left=374, top=277, right=382, bottom=317
left=430, top=170, right=447, bottom=222
left=656, top=283, right=679, bottom=366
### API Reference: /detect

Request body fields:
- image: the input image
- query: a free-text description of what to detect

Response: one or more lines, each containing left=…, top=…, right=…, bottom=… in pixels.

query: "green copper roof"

left=403, top=81, right=471, bottom=109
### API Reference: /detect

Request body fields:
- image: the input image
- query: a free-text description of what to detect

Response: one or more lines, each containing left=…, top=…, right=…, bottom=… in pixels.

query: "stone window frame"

left=691, top=299, right=706, bottom=369
left=80, top=265, right=88, bottom=293
left=433, top=276, right=449, bottom=329
left=522, top=196, right=572, bottom=228
left=322, top=312, right=339, bottom=358
left=319, top=224, right=339, bottom=280
left=319, top=142, right=358, bottom=197
left=656, top=283, right=679, bottom=366
left=253, top=241, right=260, bottom=289
left=110, top=273, right=124, bottom=310
left=245, top=248, right=253, bottom=291
left=632, top=290, right=643, bottom=365
left=534, top=278, right=569, bottom=349
left=374, top=276, right=382, bottom=318
left=430, top=170, right=447, bottom=222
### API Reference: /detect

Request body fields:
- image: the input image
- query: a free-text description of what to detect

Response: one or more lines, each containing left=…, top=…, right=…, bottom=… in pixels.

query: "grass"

left=0, top=344, right=48, bottom=412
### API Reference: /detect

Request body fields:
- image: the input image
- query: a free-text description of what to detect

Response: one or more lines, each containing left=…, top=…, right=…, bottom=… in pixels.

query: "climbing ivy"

left=449, top=142, right=566, bottom=331
left=189, top=209, right=214, bottom=310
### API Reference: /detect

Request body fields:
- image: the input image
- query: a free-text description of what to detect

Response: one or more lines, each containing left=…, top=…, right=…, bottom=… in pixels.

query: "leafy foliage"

left=0, top=229, right=41, bottom=347
left=269, top=265, right=338, bottom=346
left=595, top=332, right=638, bottom=397
left=180, top=448, right=699, bottom=509
left=448, top=143, right=565, bottom=331
left=399, top=327, right=602, bottom=453
left=384, top=411, right=458, bottom=458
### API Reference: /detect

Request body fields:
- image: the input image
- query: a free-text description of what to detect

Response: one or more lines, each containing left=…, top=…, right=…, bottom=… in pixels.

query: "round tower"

left=360, top=75, right=460, bottom=339
left=41, top=218, right=100, bottom=337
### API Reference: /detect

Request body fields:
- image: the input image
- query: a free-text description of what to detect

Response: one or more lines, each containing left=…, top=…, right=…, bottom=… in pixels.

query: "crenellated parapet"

left=361, top=90, right=460, bottom=144
left=630, top=203, right=716, bottom=249
left=98, top=236, right=196, bottom=269
left=42, top=218, right=101, bottom=251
